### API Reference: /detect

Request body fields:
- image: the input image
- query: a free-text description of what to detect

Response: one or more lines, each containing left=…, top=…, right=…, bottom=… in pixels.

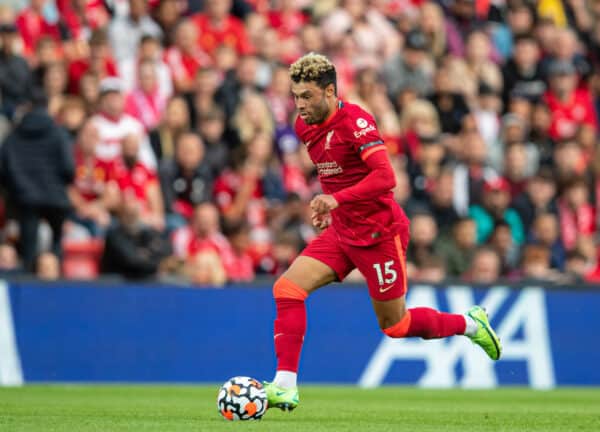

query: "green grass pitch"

left=1, top=385, right=599, bottom=431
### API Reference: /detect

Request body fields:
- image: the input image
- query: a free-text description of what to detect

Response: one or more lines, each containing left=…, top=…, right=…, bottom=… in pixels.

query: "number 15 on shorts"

left=373, top=260, right=397, bottom=290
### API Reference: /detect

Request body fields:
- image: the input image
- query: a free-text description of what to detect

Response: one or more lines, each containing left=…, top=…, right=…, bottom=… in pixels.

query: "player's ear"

left=325, top=83, right=335, bottom=97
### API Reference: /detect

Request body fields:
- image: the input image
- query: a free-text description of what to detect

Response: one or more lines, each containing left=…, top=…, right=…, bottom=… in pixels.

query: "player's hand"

left=310, top=194, right=339, bottom=215
left=311, top=210, right=331, bottom=229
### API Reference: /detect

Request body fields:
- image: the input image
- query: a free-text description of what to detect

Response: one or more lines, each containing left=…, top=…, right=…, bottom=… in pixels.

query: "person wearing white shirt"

left=91, top=77, right=157, bottom=171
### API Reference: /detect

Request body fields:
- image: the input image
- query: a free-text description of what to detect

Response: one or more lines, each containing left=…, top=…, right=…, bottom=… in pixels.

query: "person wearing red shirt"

left=171, top=202, right=246, bottom=281
left=56, top=0, right=110, bottom=41
left=16, top=0, right=62, bottom=56
left=68, top=119, right=118, bottom=236
left=262, top=54, right=501, bottom=410
left=164, top=19, right=212, bottom=93
left=68, top=30, right=118, bottom=94
left=192, top=0, right=253, bottom=57
left=543, top=60, right=598, bottom=140
left=109, top=134, right=164, bottom=230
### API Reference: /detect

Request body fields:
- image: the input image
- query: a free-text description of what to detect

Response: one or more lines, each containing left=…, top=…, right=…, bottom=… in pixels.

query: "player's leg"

left=351, top=233, right=501, bottom=360
left=266, top=228, right=354, bottom=411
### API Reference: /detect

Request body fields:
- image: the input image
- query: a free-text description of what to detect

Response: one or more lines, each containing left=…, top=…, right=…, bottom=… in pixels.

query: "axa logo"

left=358, top=286, right=555, bottom=389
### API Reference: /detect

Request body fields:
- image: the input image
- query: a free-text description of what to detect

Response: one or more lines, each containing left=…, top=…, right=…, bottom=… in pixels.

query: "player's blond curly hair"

left=289, top=52, right=337, bottom=92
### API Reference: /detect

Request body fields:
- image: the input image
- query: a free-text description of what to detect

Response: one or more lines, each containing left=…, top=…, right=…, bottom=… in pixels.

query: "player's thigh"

left=286, top=227, right=355, bottom=294
left=282, top=256, right=338, bottom=294
left=347, top=233, right=409, bottom=327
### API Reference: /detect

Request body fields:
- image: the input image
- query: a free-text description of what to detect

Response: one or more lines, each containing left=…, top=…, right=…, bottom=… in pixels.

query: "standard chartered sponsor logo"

left=316, top=161, right=343, bottom=176
left=359, top=286, right=555, bottom=389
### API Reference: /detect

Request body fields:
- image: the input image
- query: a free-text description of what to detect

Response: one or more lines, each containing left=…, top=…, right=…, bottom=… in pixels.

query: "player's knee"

left=381, top=310, right=412, bottom=338
left=273, top=276, right=309, bottom=301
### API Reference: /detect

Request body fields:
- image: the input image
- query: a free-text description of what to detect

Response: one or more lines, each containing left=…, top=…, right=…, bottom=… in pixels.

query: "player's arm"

left=332, top=147, right=396, bottom=204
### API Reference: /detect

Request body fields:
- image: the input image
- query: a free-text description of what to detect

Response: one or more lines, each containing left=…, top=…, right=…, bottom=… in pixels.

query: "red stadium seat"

left=61, top=239, right=104, bottom=280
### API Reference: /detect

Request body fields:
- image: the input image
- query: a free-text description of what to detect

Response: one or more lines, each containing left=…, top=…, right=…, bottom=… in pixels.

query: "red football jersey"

left=295, top=101, right=409, bottom=246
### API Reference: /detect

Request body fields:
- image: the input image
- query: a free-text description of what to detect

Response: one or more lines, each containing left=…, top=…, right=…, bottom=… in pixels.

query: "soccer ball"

left=217, top=376, right=268, bottom=421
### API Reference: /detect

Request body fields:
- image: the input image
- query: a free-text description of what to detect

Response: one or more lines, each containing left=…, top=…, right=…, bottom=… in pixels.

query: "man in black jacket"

left=0, top=23, right=32, bottom=119
left=159, top=131, right=213, bottom=229
left=101, top=197, right=172, bottom=279
left=0, top=90, right=74, bottom=271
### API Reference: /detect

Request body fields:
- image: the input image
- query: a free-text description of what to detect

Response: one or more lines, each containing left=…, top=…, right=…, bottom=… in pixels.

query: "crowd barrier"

left=0, top=280, right=598, bottom=388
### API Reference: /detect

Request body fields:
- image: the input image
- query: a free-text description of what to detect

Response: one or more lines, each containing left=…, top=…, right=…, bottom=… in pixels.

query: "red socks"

left=273, top=277, right=307, bottom=373
left=384, top=308, right=466, bottom=339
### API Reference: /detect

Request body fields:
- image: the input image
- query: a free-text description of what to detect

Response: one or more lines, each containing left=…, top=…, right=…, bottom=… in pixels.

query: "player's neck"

left=316, top=98, right=341, bottom=127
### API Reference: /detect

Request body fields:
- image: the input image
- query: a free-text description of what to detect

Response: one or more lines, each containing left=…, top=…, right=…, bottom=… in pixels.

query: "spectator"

left=36, top=251, right=61, bottom=280
left=67, top=29, right=118, bottom=94
left=427, top=66, right=470, bottom=135
left=215, top=55, right=261, bottom=120
left=0, top=243, right=21, bottom=276
left=223, top=220, right=255, bottom=281
left=519, top=244, right=559, bottom=282
left=183, top=249, right=227, bottom=286
left=164, top=19, right=212, bottom=94
left=16, top=0, right=62, bottom=56
left=557, top=177, right=595, bottom=251
left=435, top=217, right=477, bottom=278
left=405, top=134, right=447, bottom=203
left=171, top=201, right=230, bottom=261
left=530, top=212, right=565, bottom=271
left=419, top=1, right=447, bottom=61
left=0, top=90, right=74, bottom=271
left=55, top=0, right=110, bottom=39
left=382, top=29, right=433, bottom=99
left=197, top=107, right=229, bottom=177
left=230, top=91, right=275, bottom=147
left=453, top=129, right=498, bottom=212
left=190, top=66, right=221, bottom=125
left=120, top=34, right=173, bottom=100
left=463, top=246, right=502, bottom=284
left=43, top=61, right=68, bottom=118
left=91, top=77, right=157, bottom=170
left=469, top=176, right=525, bottom=246
left=108, top=0, right=162, bottom=67
left=148, top=95, right=190, bottom=161
left=501, top=33, right=545, bottom=107
left=488, top=220, right=520, bottom=275
left=101, top=197, right=172, bottom=279
left=320, top=0, right=399, bottom=64
left=192, top=0, right=253, bottom=57
left=110, top=134, right=164, bottom=230
left=412, top=255, right=447, bottom=283
left=124, top=59, right=169, bottom=131
left=0, top=23, right=32, bottom=118
left=68, top=119, right=117, bottom=236
left=543, top=59, right=597, bottom=140
left=464, top=29, right=503, bottom=95
left=159, top=131, right=212, bottom=227
left=153, top=0, right=181, bottom=46
left=425, top=168, right=461, bottom=234
left=406, top=211, right=438, bottom=270
left=473, top=83, right=502, bottom=149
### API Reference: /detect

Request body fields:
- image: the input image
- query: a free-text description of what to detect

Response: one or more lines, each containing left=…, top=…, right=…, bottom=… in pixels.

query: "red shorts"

left=301, top=225, right=410, bottom=301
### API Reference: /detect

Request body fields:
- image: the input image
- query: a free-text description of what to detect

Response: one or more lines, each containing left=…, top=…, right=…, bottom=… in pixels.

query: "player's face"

left=291, top=81, right=332, bottom=125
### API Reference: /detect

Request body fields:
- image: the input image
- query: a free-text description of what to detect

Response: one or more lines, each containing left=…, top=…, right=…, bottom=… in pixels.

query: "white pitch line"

left=0, top=280, right=23, bottom=386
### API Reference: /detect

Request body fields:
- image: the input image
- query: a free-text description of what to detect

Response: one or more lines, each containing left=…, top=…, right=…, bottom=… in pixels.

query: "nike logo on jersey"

left=379, top=284, right=394, bottom=293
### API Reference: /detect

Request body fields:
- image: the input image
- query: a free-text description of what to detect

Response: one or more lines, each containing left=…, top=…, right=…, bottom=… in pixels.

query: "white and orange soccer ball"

left=217, top=376, right=268, bottom=421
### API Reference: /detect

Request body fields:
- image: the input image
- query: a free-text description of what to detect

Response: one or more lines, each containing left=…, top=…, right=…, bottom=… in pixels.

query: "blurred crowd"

left=1, top=0, right=600, bottom=286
